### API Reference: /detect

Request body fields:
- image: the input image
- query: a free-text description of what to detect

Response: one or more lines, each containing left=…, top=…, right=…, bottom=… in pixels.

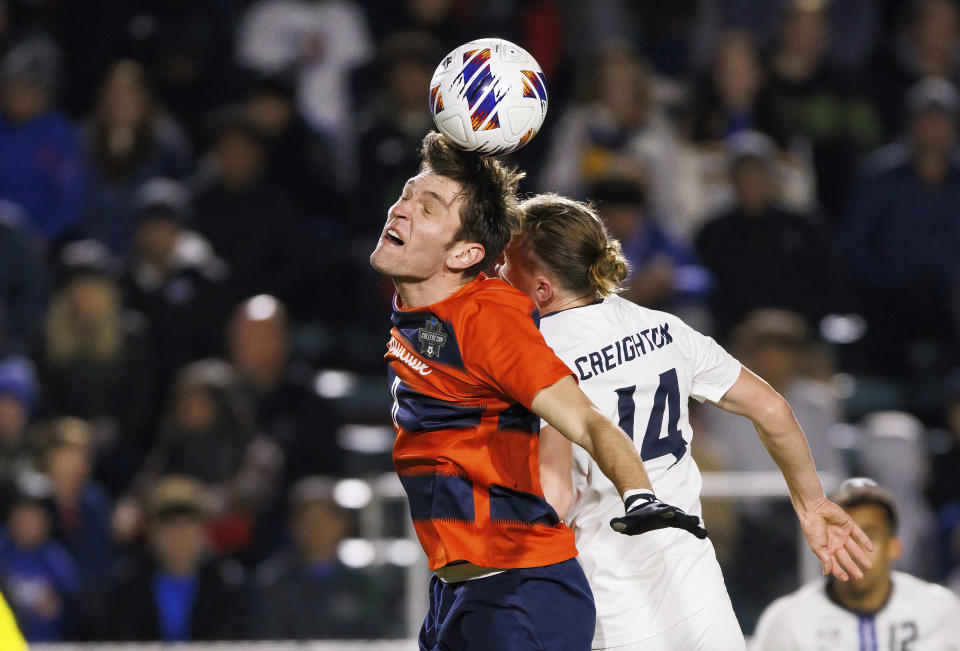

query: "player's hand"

left=797, top=498, right=874, bottom=581
left=610, top=492, right=708, bottom=539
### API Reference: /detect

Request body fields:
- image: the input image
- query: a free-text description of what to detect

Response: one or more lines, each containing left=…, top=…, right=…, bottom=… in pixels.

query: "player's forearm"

left=752, top=400, right=825, bottom=512
left=581, top=409, right=654, bottom=495
left=530, top=377, right=653, bottom=495
left=717, top=368, right=826, bottom=512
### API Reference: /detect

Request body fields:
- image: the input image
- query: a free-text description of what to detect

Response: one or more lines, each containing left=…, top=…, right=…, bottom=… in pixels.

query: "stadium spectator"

left=679, top=32, right=816, bottom=233
left=33, top=418, right=116, bottom=589
left=124, top=2, right=242, bottom=146
left=241, top=70, right=339, bottom=219
left=355, top=31, right=440, bottom=237
left=695, top=131, right=839, bottom=340
left=766, top=0, right=884, bottom=221
left=191, top=110, right=303, bottom=308
left=688, top=30, right=791, bottom=150
left=0, top=35, right=84, bottom=243
left=78, top=60, right=192, bottom=256
left=121, top=178, right=232, bottom=393
left=138, top=359, right=281, bottom=562
left=0, top=356, right=39, bottom=488
left=539, top=44, right=683, bottom=221
left=0, top=200, right=45, bottom=353
left=98, top=476, right=248, bottom=642
left=235, top=0, right=373, bottom=181
left=0, top=485, right=80, bottom=642
left=752, top=478, right=960, bottom=649
left=872, top=0, right=960, bottom=137
left=587, top=175, right=711, bottom=325
left=254, top=476, right=389, bottom=639
left=228, top=295, right=343, bottom=482
left=37, top=240, right=154, bottom=492
left=839, top=77, right=960, bottom=377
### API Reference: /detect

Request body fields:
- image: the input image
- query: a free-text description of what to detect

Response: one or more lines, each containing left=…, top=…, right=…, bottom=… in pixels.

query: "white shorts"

left=598, top=591, right=746, bottom=651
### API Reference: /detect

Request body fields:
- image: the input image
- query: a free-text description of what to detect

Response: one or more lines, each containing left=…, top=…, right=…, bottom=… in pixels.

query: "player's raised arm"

left=714, top=366, right=874, bottom=581
left=531, top=375, right=707, bottom=539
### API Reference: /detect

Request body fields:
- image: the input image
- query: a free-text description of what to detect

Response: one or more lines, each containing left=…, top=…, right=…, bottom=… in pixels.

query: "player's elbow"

left=752, top=393, right=796, bottom=433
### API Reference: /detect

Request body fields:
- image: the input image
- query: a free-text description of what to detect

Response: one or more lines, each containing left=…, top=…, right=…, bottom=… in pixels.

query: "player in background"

left=497, top=193, right=874, bottom=651
left=752, top=478, right=960, bottom=650
left=369, top=133, right=707, bottom=651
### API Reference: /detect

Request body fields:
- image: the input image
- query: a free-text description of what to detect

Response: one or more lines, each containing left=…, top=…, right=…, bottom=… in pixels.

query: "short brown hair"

left=419, top=131, right=525, bottom=276
left=518, top=193, right=629, bottom=297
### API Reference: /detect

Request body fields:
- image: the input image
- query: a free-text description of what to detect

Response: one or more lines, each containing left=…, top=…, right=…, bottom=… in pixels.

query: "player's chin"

left=369, top=247, right=396, bottom=273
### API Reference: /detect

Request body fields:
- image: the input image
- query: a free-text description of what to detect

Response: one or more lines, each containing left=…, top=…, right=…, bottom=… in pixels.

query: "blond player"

left=497, top=193, right=873, bottom=650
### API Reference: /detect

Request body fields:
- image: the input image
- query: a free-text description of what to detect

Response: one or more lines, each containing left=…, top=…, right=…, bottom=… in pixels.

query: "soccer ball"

left=428, top=38, right=548, bottom=156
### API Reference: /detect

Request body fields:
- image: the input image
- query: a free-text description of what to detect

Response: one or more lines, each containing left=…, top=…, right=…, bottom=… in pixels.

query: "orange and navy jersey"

left=385, top=274, right=577, bottom=571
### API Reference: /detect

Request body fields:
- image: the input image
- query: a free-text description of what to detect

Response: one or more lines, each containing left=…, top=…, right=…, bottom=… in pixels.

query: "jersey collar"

left=824, top=576, right=895, bottom=618
left=540, top=296, right=605, bottom=319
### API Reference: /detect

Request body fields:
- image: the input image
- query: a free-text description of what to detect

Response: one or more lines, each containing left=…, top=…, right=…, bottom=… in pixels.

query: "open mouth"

left=385, top=228, right=404, bottom=246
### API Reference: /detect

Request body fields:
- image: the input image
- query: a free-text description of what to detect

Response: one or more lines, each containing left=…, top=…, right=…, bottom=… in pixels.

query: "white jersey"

left=751, top=571, right=960, bottom=651
left=539, top=295, right=742, bottom=648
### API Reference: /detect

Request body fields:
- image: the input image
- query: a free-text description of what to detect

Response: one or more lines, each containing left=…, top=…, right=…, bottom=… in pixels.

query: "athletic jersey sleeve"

left=750, top=597, right=798, bottom=651
left=463, top=300, right=573, bottom=408
left=674, top=318, right=742, bottom=403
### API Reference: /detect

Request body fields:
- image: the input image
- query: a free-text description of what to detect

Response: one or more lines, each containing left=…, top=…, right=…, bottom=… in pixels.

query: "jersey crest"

left=418, top=317, right=448, bottom=358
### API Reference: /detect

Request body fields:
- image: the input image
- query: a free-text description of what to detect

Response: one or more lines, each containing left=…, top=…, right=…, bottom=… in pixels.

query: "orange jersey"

left=385, top=274, right=577, bottom=571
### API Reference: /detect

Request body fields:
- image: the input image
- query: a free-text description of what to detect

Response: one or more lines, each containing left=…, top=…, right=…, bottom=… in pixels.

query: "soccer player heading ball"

left=370, top=132, right=712, bottom=650
left=497, top=194, right=875, bottom=650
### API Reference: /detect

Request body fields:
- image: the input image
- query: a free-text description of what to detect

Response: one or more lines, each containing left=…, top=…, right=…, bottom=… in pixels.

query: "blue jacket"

left=0, top=111, right=86, bottom=241
left=841, top=143, right=960, bottom=293
left=0, top=529, right=79, bottom=642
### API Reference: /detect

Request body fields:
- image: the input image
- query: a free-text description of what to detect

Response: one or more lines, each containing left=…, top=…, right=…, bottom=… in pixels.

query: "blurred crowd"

left=1, top=0, right=960, bottom=642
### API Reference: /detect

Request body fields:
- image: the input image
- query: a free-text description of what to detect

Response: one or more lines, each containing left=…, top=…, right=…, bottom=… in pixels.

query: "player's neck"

left=541, top=292, right=597, bottom=315
left=830, top=576, right=893, bottom=614
left=395, top=273, right=473, bottom=309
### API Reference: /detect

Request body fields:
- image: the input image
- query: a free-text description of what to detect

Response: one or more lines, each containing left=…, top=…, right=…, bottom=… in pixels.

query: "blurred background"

left=0, top=0, right=959, bottom=645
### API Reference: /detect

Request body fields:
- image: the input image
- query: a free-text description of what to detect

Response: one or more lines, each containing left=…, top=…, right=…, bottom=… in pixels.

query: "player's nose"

left=388, top=199, right=411, bottom=222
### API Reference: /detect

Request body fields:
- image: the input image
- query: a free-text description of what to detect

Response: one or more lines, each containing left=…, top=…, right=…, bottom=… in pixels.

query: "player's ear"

left=888, top=536, right=903, bottom=561
left=535, top=276, right=553, bottom=306
left=446, top=241, right=485, bottom=272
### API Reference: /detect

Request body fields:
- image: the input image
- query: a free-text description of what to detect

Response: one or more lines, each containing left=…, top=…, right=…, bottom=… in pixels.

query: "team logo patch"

left=418, top=317, right=448, bottom=358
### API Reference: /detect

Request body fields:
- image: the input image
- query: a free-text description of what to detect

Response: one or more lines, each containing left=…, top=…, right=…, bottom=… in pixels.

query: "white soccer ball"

left=428, top=38, right=548, bottom=156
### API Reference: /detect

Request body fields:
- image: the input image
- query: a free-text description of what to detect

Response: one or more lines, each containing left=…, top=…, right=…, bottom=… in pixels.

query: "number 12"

left=615, top=368, right=687, bottom=463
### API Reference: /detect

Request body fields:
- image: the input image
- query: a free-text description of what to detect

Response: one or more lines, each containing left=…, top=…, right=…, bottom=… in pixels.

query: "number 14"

left=615, top=368, right=687, bottom=463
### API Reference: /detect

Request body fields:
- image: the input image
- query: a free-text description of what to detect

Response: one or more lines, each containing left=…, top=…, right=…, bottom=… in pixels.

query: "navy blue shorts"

left=419, top=558, right=596, bottom=651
